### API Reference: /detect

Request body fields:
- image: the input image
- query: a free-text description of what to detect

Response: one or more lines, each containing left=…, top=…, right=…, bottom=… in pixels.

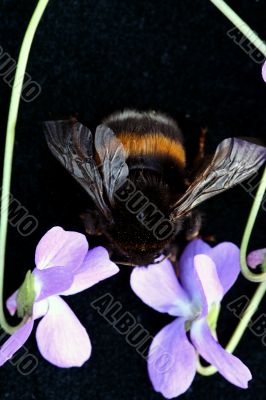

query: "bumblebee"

left=44, top=110, right=266, bottom=266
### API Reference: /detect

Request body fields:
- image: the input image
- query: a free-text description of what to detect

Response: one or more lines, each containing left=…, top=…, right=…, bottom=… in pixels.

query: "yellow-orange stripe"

left=117, top=132, right=186, bottom=166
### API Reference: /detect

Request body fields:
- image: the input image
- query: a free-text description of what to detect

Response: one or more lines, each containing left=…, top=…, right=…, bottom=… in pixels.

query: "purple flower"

left=1, top=227, right=119, bottom=368
left=262, top=61, right=266, bottom=83
left=247, top=248, right=266, bottom=269
left=130, top=239, right=252, bottom=399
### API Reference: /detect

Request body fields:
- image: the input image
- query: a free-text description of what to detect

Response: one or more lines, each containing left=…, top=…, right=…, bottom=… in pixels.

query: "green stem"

left=197, top=279, right=266, bottom=376
left=0, top=0, right=49, bottom=334
left=226, top=280, right=266, bottom=352
left=240, top=166, right=266, bottom=282
left=197, top=2, right=266, bottom=376
left=210, top=0, right=266, bottom=57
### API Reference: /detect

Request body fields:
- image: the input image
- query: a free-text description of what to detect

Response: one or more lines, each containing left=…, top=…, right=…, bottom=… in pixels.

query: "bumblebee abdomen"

left=103, top=110, right=186, bottom=168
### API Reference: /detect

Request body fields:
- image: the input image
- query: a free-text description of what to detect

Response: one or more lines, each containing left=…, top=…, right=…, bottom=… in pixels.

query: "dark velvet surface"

left=0, top=1, right=265, bottom=399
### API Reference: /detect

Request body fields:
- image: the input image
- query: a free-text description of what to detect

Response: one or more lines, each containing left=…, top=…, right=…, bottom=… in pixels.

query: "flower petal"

left=0, top=299, right=48, bottom=366
left=0, top=320, right=34, bottom=366
left=33, top=299, right=49, bottom=319
left=62, top=247, right=119, bottom=296
left=262, top=61, right=266, bottom=83
left=6, top=291, right=18, bottom=316
left=130, top=259, right=192, bottom=317
left=33, top=267, right=74, bottom=300
left=247, top=248, right=266, bottom=269
left=179, top=239, right=210, bottom=316
left=194, top=254, right=224, bottom=306
left=36, top=296, right=91, bottom=367
left=148, top=318, right=197, bottom=399
left=35, top=227, right=88, bottom=271
left=191, top=318, right=252, bottom=388
left=206, top=243, right=240, bottom=294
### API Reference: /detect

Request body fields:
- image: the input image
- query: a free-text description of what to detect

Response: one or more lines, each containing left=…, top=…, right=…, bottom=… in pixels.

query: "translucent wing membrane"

left=170, top=138, right=266, bottom=221
left=95, top=125, right=129, bottom=205
left=44, top=120, right=112, bottom=220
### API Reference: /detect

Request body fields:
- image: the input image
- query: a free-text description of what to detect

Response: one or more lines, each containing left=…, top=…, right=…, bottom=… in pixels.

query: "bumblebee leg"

left=185, top=211, right=202, bottom=240
left=200, top=234, right=216, bottom=243
left=195, top=127, right=208, bottom=161
left=185, top=211, right=216, bottom=242
left=163, top=241, right=180, bottom=269
left=80, top=209, right=106, bottom=235
left=184, top=126, right=209, bottom=187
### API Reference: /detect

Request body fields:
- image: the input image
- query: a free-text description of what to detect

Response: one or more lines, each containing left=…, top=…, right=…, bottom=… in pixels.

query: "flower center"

left=16, top=270, right=36, bottom=318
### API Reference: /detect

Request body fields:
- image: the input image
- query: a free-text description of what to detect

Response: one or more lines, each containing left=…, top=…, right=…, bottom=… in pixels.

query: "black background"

left=0, top=1, right=265, bottom=399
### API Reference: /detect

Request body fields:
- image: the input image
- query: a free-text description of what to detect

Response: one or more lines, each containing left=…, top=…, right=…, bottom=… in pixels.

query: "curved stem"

left=197, top=1, right=266, bottom=377
left=240, top=167, right=266, bottom=282
left=226, top=280, right=266, bottom=352
left=210, top=0, right=266, bottom=57
left=197, top=359, right=216, bottom=376
left=197, top=279, right=266, bottom=376
left=0, top=0, right=49, bottom=334
left=197, top=164, right=266, bottom=375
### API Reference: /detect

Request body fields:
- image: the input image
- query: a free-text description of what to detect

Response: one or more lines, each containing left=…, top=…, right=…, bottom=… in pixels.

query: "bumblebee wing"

left=95, top=124, right=129, bottom=205
left=170, top=138, right=266, bottom=221
left=44, top=120, right=112, bottom=220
